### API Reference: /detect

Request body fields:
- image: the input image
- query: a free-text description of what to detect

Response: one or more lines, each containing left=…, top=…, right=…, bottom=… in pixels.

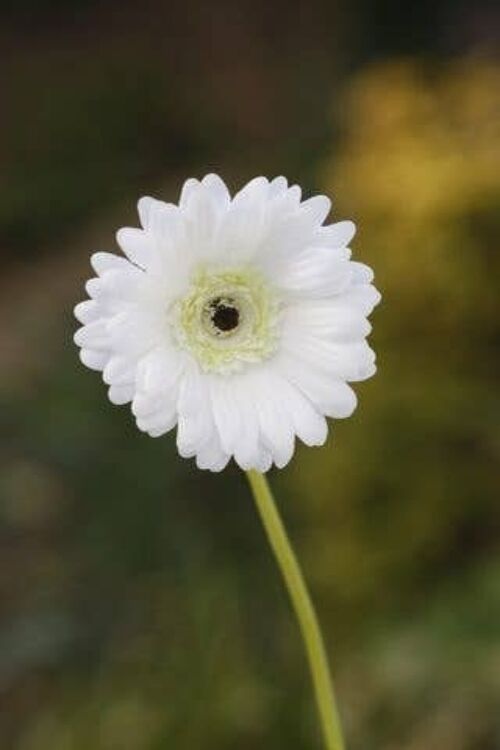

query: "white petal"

left=85, top=267, right=144, bottom=304
left=147, top=422, right=177, bottom=438
left=176, top=365, right=214, bottom=458
left=283, top=301, right=372, bottom=342
left=336, top=285, right=381, bottom=315
left=273, top=183, right=301, bottom=208
left=254, top=393, right=295, bottom=469
left=149, top=203, right=184, bottom=244
left=137, top=196, right=168, bottom=230
left=103, top=355, right=136, bottom=386
left=350, top=261, right=374, bottom=284
left=251, top=366, right=326, bottom=462
left=276, top=352, right=358, bottom=418
left=279, top=390, right=327, bottom=448
left=299, top=195, right=331, bottom=226
left=240, top=370, right=294, bottom=468
left=79, top=348, right=109, bottom=371
left=314, top=220, right=356, bottom=248
left=277, top=249, right=352, bottom=298
left=132, top=206, right=192, bottom=295
left=91, top=252, right=130, bottom=275
left=74, top=300, right=101, bottom=324
left=253, top=448, right=273, bottom=473
left=256, top=201, right=329, bottom=275
left=291, top=400, right=328, bottom=447
left=215, top=177, right=270, bottom=262
left=116, top=228, right=153, bottom=268
left=201, top=173, right=231, bottom=208
left=179, top=178, right=200, bottom=209
left=135, top=347, right=185, bottom=396
left=132, top=391, right=165, bottom=419
left=195, top=437, right=231, bottom=472
left=136, top=403, right=177, bottom=436
left=333, top=341, right=376, bottom=381
left=232, top=176, right=269, bottom=205
left=231, top=383, right=262, bottom=470
left=209, top=377, right=244, bottom=456
left=264, top=370, right=329, bottom=447
left=108, top=384, right=134, bottom=405
left=181, top=182, right=223, bottom=258
left=133, top=382, right=179, bottom=433
left=281, top=317, right=376, bottom=381
left=106, top=310, right=161, bottom=357
left=73, top=319, right=109, bottom=349
left=269, top=176, right=288, bottom=197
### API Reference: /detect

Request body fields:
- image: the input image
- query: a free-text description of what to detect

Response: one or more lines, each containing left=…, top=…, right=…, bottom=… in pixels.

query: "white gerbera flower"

left=74, top=175, right=380, bottom=472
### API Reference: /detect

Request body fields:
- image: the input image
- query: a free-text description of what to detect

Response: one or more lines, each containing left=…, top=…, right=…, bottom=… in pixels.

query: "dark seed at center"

left=210, top=298, right=240, bottom=332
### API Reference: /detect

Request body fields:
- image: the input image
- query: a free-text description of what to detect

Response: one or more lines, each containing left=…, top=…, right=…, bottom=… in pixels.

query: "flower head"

left=74, top=175, right=380, bottom=472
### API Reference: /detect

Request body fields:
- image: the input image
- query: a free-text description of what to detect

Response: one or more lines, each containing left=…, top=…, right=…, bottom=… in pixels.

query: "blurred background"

left=1, top=1, right=499, bottom=748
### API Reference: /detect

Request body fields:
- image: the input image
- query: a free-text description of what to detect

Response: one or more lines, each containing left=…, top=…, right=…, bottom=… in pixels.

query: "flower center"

left=206, top=297, right=240, bottom=334
left=174, top=268, right=280, bottom=373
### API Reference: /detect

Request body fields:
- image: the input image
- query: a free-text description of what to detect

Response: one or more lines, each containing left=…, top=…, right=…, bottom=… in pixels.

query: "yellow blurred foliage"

left=323, top=58, right=500, bottom=335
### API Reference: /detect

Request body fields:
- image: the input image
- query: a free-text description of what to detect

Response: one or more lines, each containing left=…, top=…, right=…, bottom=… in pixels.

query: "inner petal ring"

left=173, top=268, right=281, bottom=373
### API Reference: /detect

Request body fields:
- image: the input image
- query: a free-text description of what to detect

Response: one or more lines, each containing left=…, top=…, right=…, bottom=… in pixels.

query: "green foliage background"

left=0, top=2, right=498, bottom=749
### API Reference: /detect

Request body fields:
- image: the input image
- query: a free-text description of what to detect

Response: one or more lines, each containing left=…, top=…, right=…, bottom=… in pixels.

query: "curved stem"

left=245, top=470, right=345, bottom=750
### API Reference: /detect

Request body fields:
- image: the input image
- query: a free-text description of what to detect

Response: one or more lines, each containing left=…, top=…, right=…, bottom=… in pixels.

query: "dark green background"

left=0, top=1, right=499, bottom=748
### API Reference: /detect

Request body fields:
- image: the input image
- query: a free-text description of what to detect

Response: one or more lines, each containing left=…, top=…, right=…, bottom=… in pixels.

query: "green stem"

left=245, top=470, right=345, bottom=750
